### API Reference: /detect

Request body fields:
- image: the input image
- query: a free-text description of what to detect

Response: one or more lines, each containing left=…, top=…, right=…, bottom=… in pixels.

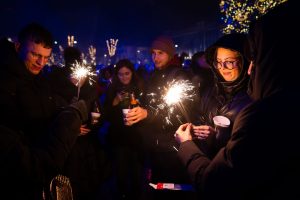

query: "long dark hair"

left=111, top=59, right=143, bottom=93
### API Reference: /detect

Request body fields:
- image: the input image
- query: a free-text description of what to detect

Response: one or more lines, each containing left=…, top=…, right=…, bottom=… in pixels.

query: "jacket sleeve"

left=177, top=105, right=255, bottom=199
left=0, top=106, right=81, bottom=181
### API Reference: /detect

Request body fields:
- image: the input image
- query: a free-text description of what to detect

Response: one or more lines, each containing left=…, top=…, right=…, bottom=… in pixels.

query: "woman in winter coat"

left=193, top=33, right=252, bottom=158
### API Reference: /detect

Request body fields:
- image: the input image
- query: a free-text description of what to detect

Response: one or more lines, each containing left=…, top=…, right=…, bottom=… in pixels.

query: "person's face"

left=215, top=47, right=241, bottom=81
left=16, top=41, right=52, bottom=75
left=117, top=66, right=132, bottom=85
left=152, top=49, right=171, bottom=70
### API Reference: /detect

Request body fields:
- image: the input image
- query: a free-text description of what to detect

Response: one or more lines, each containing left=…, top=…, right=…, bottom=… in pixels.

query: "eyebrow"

left=217, top=57, right=239, bottom=61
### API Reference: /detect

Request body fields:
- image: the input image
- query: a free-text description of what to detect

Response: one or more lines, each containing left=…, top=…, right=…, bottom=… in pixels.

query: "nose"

left=36, top=56, right=48, bottom=66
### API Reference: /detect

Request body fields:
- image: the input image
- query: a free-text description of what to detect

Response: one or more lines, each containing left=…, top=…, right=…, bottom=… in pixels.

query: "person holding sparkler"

left=125, top=36, right=198, bottom=199
left=0, top=23, right=89, bottom=199
left=47, top=46, right=111, bottom=200
left=175, top=1, right=300, bottom=199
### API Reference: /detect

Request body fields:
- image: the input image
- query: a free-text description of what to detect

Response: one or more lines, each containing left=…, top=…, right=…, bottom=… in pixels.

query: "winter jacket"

left=196, top=33, right=252, bottom=157
left=178, top=2, right=300, bottom=199
left=0, top=38, right=83, bottom=199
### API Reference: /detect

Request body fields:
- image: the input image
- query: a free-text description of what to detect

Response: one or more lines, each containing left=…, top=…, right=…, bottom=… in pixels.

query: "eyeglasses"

left=213, top=60, right=239, bottom=70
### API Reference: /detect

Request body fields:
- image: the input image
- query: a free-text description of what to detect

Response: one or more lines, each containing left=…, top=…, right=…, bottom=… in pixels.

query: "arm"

left=0, top=101, right=86, bottom=181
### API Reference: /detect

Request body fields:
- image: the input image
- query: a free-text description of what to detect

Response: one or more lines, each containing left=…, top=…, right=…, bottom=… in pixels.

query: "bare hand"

left=79, top=124, right=91, bottom=136
left=124, top=107, right=147, bottom=126
left=174, top=123, right=193, bottom=143
left=192, top=125, right=216, bottom=140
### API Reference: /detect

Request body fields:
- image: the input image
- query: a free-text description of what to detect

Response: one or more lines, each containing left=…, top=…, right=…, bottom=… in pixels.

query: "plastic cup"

left=122, top=109, right=130, bottom=125
left=213, top=115, right=230, bottom=139
left=213, top=115, right=230, bottom=128
left=90, top=112, right=101, bottom=125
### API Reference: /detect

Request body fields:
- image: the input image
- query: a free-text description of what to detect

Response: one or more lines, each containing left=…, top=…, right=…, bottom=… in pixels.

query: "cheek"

left=232, top=69, right=240, bottom=80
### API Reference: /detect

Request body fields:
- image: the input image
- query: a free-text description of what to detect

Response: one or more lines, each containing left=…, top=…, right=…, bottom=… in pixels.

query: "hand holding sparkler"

left=174, top=123, right=193, bottom=143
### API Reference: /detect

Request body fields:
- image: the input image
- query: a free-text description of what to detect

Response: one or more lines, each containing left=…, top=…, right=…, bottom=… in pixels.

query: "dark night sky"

left=0, top=0, right=220, bottom=49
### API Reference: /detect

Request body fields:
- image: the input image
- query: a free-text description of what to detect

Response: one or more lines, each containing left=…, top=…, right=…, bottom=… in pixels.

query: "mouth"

left=31, top=65, right=42, bottom=71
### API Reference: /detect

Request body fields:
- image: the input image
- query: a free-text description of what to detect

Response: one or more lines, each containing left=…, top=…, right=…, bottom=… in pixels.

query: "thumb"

left=186, top=123, right=192, bottom=132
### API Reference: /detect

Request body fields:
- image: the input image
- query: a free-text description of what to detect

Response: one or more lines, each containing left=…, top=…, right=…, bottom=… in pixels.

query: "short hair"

left=18, top=23, right=53, bottom=48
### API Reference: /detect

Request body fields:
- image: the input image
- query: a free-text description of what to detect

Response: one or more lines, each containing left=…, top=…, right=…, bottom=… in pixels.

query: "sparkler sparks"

left=163, top=80, right=195, bottom=105
left=148, top=79, right=196, bottom=126
left=70, top=59, right=97, bottom=99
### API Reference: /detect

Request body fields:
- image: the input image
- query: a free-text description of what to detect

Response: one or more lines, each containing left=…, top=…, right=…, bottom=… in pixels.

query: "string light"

left=220, top=0, right=287, bottom=34
left=106, top=38, right=118, bottom=57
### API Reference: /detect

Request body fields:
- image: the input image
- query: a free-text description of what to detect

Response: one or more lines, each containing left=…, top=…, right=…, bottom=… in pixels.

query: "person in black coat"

left=47, top=46, right=111, bottom=200
left=0, top=22, right=89, bottom=199
left=175, top=1, right=300, bottom=199
left=192, top=33, right=252, bottom=158
left=103, top=59, right=144, bottom=200
left=126, top=36, right=198, bottom=199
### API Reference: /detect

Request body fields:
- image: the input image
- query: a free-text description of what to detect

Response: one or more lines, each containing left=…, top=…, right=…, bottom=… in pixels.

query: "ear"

left=248, top=61, right=254, bottom=75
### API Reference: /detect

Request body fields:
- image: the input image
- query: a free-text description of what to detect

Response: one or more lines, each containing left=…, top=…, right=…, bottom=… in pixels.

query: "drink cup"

left=90, top=112, right=101, bottom=125
left=122, top=109, right=130, bottom=125
left=213, top=115, right=230, bottom=139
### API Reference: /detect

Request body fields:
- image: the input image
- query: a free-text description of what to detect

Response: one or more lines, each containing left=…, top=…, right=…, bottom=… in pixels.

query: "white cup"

left=213, top=115, right=230, bottom=128
left=213, top=115, right=230, bottom=139
left=122, top=109, right=130, bottom=125
left=90, top=112, right=101, bottom=125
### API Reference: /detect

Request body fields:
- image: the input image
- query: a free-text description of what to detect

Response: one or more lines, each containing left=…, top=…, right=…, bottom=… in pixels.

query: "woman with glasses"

left=192, top=33, right=252, bottom=158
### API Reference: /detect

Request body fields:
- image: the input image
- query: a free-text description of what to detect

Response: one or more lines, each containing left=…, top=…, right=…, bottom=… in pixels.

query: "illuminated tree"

left=220, top=0, right=288, bottom=34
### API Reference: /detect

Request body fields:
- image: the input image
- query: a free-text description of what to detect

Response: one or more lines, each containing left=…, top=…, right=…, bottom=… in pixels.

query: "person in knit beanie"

left=150, top=35, right=176, bottom=70
left=151, top=35, right=176, bottom=57
left=123, top=34, right=199, bottom=199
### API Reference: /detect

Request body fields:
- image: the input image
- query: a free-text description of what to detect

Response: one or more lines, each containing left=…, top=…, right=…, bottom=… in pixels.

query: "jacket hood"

left=248, top=1, right=298, bottom=100
left=205, top=33, right=250, bottom=96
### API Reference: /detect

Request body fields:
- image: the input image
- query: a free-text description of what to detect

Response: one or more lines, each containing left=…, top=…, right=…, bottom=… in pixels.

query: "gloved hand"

left=68, top=99, right=88, bottom=123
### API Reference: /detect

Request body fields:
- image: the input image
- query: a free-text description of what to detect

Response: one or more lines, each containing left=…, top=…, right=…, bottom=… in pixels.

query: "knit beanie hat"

left=151, top=36, right=176, bottom=57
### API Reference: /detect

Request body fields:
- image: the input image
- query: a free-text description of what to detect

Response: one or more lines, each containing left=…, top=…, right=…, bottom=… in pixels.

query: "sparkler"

left=70, top=59, right=97, bottom=99
left=148, top=79, right=196, bottom=126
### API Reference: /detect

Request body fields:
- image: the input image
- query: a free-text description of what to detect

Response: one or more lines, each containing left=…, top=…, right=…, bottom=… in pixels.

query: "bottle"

left=130, top=92, right=139, bottom=108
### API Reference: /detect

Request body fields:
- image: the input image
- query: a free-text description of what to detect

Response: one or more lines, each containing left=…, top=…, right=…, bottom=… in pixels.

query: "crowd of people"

left=0, top=1, right=298, bottom=200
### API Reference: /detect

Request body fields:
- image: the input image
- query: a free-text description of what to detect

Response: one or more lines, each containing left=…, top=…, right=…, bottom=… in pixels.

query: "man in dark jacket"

left=0, top=23, right=88, bottom=199
left=175, top=1, right=300, bottom=199
left=126, top=36, right=198, bottom=199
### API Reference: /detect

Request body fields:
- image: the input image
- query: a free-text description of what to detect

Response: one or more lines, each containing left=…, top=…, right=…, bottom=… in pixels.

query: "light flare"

left=70, top=60, right=97, bottom=99
left=147, top=79, right=196, bottom=125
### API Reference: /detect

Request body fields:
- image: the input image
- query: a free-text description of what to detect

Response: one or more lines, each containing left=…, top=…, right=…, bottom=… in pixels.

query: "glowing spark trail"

left=148, top=79, right=196, bottom=126
left=71, top=60, right=97, bottom=99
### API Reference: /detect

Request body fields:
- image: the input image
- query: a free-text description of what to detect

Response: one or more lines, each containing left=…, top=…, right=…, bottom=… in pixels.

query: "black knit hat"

left=151, top=36, right=176, bottom=57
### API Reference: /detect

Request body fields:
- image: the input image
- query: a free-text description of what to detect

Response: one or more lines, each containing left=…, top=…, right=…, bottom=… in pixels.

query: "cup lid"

left=213, top=115, right=230, bottom=127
